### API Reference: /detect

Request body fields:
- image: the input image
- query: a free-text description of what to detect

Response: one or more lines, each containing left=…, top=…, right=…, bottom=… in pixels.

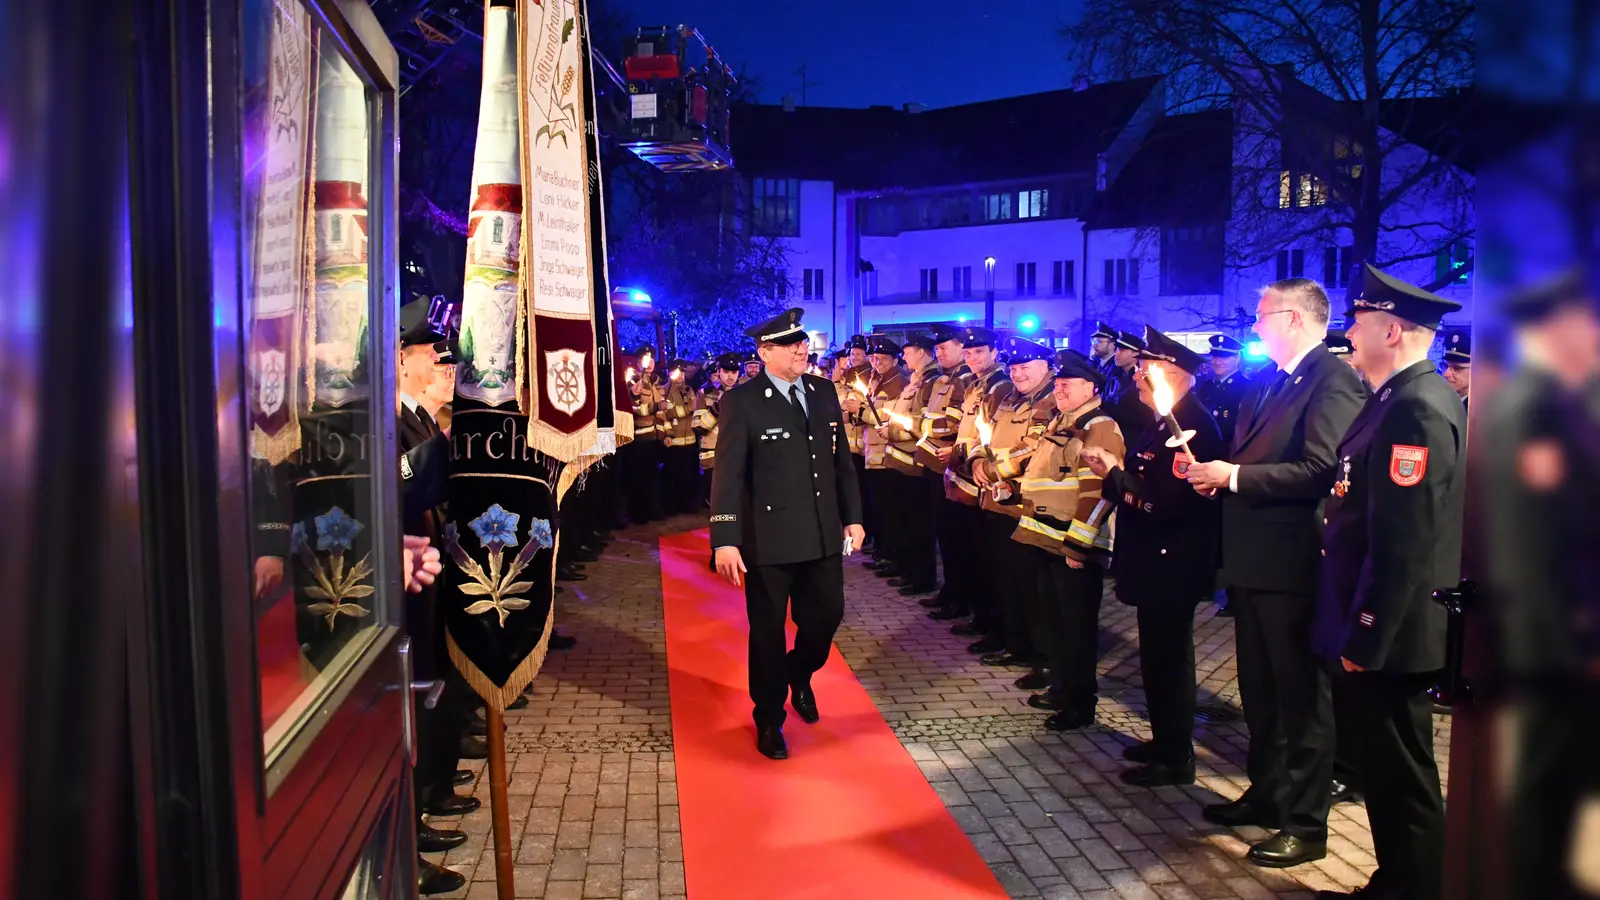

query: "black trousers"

left=661, top=444, right=701, bottom=515
left=620, top=438, right=663, bottom=524
left=851, top=454, right=872, bottom=544
left=1506, top=684, right=1600, bottom=900
left=1230, top=587, right=1335, bottom=840
left=863, top=468, right=898, bottom=564
left=745, top=555, right=846, bottom=728
left=1345, top=670, right=1445, bottom=900
left=935, top=496, right=971, bottom=607
left=891, top=472, right=938, bottom=588
left=1330, top=666, right=1364, bottom=791
left=1137, top=603, right=1199, bottom=765
left=1042, top=560, right=1104, bottom=713
left=415, top=672, right=469, bottom=807
left=982, top=513, right=1035, bottom=651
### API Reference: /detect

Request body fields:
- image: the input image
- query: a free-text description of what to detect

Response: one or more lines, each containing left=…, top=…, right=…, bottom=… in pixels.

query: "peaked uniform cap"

left=1138, top=326, right=1207, bottom=375
left=746, top=307, right=809, bottom=345
left=1344, top=263, right=1462, bottom=329
left=1208, top=334, right=1244, bottom=357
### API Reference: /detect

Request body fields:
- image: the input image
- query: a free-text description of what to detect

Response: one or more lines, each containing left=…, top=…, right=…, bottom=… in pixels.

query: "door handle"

left=397, top=637, right=417, bottom=766
left=411, top=679, right=446, bottom=709
left=1429, top=578, right=1475, bottom=707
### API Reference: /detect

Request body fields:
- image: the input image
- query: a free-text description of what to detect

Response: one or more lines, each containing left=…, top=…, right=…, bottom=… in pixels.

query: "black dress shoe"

left=1026, top=691, right=1064, bottom=711
left=569, top=550, right=601, bottom=563
left=949, top=620, right=983, bottom=635
left=466, top=716, right=488, bottom=737
left=548, top=631, right=576, bottom=650
left=1247, top=832, right=1327, bottom=868
left=1121, top=741, right=1156, bottom=763
left=967, top=636, right=1004, bottom=654
left=929, top=606, right=968, bottom=621
left=556, top=568, right=588, bottom=582
left=459, top=736, right=489, bottom=760
left=899, top=583, right=936, bottom=596
left=453, top=769, right=475, bottom=786
left=862, top=558, right=888, bottom=570
left=980, top=651, right=1030, bottom=668
left=756, top=724, right=788, bottom=760
left=790, top=684, right=820, bottom=723
left=1330, top=780, right=1364, bottom=805
left=919, top=594, right=945, bottom=608
left=1014, top=669, right=1051, bottom=691
left=418, top=823, right=468, bottom=853
left=418, top=857, right=466, bottom=895
left=1043, top=708, right=1095, bottom=731
left=1201, top=797, right=1283, bottom=830
left=507, top=694, right=529, bottom=711
left=555, top=585, right=566, bottom=595
left=423, top=792, right=482, bottom=817
left=1120, top=759, right=1196, bottom=787
left=887, top=576, right=911, bottom=588
left=874, top=566, right=900, bottom=579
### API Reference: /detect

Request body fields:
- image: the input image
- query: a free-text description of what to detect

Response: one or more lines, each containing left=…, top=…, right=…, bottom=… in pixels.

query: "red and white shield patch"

left=1389, top=445, right=1428, bottom=487
left=1172, top=451, right=1194, bottom=480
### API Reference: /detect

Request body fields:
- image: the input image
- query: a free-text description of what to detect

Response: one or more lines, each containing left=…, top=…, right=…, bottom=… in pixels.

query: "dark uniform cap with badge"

left=746, top=307, right=809, bottom=346
left=1138, top=326, right=1208, bottom=375
left=1092, top=320, right=1117, bottom=341
left=902, top=334, right=937, bottom=353
left=1442, top=331, right=1471, bottom=364
left=868, top=335, right=902, bottom=356
left=633, top=343, right=658, bottom=358
left=1503, top=267, right=1591, bottom=324
left=846, top=333, right=869, bottom=351
left=1001, top=336, right=1054, bottom=364
left=930, top=322, right=966, bottom=345
left=1208, top=334, right=1244, bottom=357
left=961, top=325, right=1000, bottom=348
left=400, top=320, right=448, bottom=350
left=1344, top=262, right=1463, bottom=329
left=715, top=352, right=743, bottom=372
left=1052, top=351, right=1106, bottom=389
left=1114, top=330, right=1147, bottom=353
left=1324, top=334, right=1354, bottom=356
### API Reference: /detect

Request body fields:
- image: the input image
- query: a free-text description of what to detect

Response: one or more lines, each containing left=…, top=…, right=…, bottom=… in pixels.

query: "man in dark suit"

left=1312, top=265, right=1466, bottom=900
left=1184, top=277, right=1366, bottom=868
left=710, top=307, right=865, bottom=760
left=1082, top=327, right=1225, bottom=787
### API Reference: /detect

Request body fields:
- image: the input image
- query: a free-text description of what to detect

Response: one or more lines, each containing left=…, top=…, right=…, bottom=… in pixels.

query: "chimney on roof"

left=1072, top=75, right=1090, bottom=92
left=902, top=102, right=926, bottom=114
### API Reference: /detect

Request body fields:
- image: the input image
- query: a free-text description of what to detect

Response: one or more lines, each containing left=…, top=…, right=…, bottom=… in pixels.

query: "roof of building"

left=1084, top=108, right=1233, bottom=230
left=731, top=76, right=1163, bottom=191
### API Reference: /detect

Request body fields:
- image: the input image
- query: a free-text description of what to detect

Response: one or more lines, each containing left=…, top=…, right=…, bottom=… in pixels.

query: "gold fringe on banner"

left=447, top=599, right=554, bottom=712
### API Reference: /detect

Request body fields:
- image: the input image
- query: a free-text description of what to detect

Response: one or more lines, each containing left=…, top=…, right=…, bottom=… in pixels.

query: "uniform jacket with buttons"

left=839, top=363, right=874, bottom=456
left=1103, top=391, right=1224, bottom=607
left=661, top=379, right=697, bottom=447
left=1220, top=344, right=1367, bottom=594
left=708, top=373, right=864, bottom=566
left=1197, top=370, right=1250, bottom=447
left=861, top=367, right=909, bottom=469
left=629, top=374, right=666, bottom=442
left=1006, top=399, right=1124, bottom=565
left=976, top=382, right=1058, bottom=518
left=883, top=361, right=943, bottom=477
left=947, top=367, right=1012, bottom=504
left=1313, top=360, right=1464, bottom=673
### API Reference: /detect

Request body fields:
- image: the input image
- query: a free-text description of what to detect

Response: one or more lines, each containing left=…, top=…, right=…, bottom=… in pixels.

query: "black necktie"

left=1253, top=370, right=1289, bottom=420
left=789, top=384, right=808, bottom=425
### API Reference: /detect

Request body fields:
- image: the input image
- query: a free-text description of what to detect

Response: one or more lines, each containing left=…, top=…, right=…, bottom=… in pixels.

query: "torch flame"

left=884, top=409, right=915, bottom=430
left=1146, top=364, right=1176, bottom=417
left=974, top=409, right=993, bottom=448
left=640, top=352, right=653, bottom=369
left=625, top=366, right=636, bottom=382
left=670, top=368, right=682, bottom=382
left=850, top=377, right=870, bottom=397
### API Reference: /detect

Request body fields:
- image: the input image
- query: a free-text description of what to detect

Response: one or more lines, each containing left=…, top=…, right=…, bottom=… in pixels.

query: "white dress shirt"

left=1226, top=339, right=1321, bottom=493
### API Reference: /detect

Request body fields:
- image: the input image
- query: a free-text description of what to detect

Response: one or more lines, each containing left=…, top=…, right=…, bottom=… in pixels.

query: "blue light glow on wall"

left=1245, top=340, right=1267, bottom=358
left=1018, top=315, right=1039, bottom=332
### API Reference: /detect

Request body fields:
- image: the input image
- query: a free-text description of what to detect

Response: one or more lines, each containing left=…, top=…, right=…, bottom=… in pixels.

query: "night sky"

left=611, top=0, right=1083, bottom=110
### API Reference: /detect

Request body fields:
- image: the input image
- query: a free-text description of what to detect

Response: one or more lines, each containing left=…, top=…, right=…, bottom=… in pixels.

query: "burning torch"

left=849, top=376, right=883, bottom=426
left=1144, top=364, right=1213, bottom=496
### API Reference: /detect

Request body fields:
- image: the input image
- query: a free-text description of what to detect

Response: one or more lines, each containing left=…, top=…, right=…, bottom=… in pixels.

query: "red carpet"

left=659, top=530, right=1008, bottom=900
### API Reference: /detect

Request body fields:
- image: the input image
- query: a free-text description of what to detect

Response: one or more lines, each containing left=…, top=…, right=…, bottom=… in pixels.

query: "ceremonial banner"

left=292, top=46, right=378, bottom=670
left=248, top=1, right=312, bottom=464
left=520, top=0, right=603, bottom=463
left=444, top=0, right=560, bottom=710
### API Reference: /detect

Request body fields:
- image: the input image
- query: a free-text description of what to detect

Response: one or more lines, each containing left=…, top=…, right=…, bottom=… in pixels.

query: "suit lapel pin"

left=764, top=388, right=772, bottom=398
left=1381, top=388, right=1391, bottom=401
left=1294, top=375, right=1303, bottom=385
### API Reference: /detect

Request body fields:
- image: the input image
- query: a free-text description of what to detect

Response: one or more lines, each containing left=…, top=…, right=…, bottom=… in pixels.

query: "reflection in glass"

left=240, top=2, right=385, bottom=762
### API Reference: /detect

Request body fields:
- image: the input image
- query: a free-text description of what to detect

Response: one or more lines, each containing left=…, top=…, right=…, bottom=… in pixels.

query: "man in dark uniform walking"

left=1312, top=264, right=1467, bottom=900
left=710, top=308, right=865, bottom=760
left=1082, top=327, right=1224, bottom=786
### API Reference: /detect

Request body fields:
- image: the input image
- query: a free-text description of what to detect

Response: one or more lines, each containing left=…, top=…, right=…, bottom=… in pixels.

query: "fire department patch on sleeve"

left=1388, top=445, right=1428, bottom=487
left=1358, top=611, right=1376, bottom=628
left=1171, top=451, right=1194, bottom=480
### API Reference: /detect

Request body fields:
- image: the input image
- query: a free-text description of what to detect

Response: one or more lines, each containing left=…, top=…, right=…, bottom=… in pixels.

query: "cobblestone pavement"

left=430, top=515, right=1452, bottom=899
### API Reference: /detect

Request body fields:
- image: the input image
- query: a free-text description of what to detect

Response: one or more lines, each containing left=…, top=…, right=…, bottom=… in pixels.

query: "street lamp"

left=983, top=257, right=996, bottom=328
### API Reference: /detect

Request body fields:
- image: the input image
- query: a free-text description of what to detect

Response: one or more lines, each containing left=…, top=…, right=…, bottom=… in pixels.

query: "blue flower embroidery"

left=528, top=517, right=554, bottom=550
left=314, top=506, right=364, bottom=553
left=442, top=522, right=460, bottom=549
left=469, top=504, right=520, bottom=552
left=290, top=521, right=308, bottom=556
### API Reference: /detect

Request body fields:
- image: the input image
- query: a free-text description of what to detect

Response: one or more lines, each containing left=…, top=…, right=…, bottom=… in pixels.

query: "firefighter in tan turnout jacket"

left=940, top=326, right=1012, bottom=636
left=855, top=337, right=908, bottom=577
left=879, top=334, right=946, bottom=595
left=622, top=345, right=666, bottom=524
left=693, top=352, right=742, bottom=500
left=970, top=337, right=1059, bottom=676
left=660, top=359, right=700, bottom=515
